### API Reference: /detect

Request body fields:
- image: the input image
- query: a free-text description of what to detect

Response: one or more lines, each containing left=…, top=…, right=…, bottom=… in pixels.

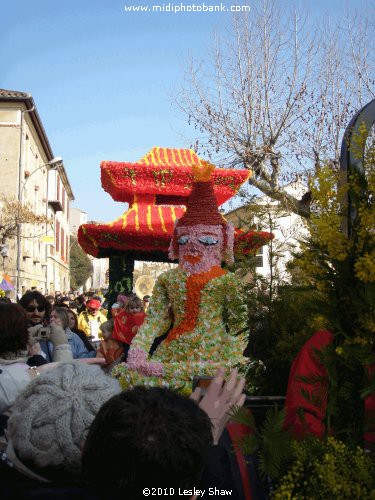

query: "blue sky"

left=1, top=0, right=363, bottom=222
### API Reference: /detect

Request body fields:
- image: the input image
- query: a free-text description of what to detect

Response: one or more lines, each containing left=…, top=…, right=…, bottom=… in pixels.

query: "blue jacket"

left=41, top=328, right=96, bottom=362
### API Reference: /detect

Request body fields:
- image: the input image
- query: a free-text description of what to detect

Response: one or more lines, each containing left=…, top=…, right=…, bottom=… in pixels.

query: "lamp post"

left=339, top=99, right=375, bottom=237
left=15, top=156, right=63, bottom=297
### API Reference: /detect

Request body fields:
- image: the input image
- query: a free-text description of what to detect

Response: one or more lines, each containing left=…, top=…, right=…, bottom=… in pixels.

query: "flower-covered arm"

left=130, top=272, right=172, bottom=353
left=223, top=273, right=248, bottom=341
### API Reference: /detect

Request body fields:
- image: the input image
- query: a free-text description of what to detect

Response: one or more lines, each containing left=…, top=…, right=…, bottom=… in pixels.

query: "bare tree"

left=0, top=196, right=50, bottom=245
left=177, top=0, right=374, bottom=218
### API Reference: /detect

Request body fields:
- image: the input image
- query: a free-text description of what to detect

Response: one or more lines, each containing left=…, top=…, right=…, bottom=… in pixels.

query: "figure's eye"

left=178, top=235, right=189, bottom=245
left=198, top=236, right=219, bottom=246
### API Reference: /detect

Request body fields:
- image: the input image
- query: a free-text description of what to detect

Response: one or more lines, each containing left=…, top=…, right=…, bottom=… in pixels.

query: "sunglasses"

left=25, top=305, right=45, bottom=313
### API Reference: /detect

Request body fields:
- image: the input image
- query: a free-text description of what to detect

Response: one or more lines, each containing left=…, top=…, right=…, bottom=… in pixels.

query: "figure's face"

left=176, top=224, right=224, bottom=275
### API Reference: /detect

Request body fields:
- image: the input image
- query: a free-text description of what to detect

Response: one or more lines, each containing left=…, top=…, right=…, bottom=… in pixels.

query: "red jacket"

left=96, top=338, right=123, bottom=365
left=112, top=310, right=146, bottom=345
left=284, top=329, right=375, bottom=444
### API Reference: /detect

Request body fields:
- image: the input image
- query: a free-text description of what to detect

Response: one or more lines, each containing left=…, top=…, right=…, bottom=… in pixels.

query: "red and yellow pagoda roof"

left=78, top=147, right=273, bottom=259
left=78, top=194, right=187, bottom=258
left=101, top=147, right=250, bottom=205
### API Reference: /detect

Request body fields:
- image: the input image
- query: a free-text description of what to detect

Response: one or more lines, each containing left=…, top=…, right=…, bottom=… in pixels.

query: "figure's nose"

left=186, top=240, right=200, bottom=253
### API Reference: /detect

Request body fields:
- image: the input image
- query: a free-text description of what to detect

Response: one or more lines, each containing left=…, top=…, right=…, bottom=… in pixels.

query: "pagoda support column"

left=107, top=254, right=135, bottom=315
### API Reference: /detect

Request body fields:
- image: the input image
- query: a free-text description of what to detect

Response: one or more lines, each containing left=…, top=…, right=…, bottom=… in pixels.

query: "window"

left=255, top=246, right=264, bottom=268
left=66, top=235, right=69, bottom=261
left=61, top=227, right=65, bottom=260
left=62, top=188, right=66, bottom=212
left=55, top=220, right=60, bottom=253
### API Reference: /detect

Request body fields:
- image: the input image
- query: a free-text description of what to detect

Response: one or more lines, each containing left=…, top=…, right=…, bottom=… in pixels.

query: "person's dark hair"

left=82, top=387, right=213, bottom=495
left=125, top=295, right=144, bottom=312
left=0, top=303, right=29, bottom=355
left=19, top=290, right=52, bottom=320
left=52, top=307, right=70, bottom=330
left=57, top=302, right=69, bottom=309
left=77, top=295, right=86, bottom=305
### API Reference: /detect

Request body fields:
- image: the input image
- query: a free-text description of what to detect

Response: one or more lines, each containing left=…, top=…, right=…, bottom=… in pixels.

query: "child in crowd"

left=112, top=295, right=146, bottom=361
left=96, top=320, right=123, bottom=365
left=110, top=302, right=121, bottom=318
left=142, top=294, right=151, bottom=311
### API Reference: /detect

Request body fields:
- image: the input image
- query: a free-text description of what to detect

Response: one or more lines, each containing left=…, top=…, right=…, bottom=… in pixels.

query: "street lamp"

left=16, top=156, right=64, bottom=296
left=19, top=156, right=63, bottom=200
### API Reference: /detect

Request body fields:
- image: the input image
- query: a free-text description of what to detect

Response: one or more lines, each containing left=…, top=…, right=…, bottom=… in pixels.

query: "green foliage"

left=244, top=282, right=322, bottom=395
left=70, top=237, right=92, bottom=289
left=273, top=437, right=375, bottom=499
left=229, top=119, right=375, bottom=498
left=229, top=193, right=320, bottom=396
left=236, top=131, right=374, bottom=446
left=231, top=405, right=292, bottom=481
left=292, top=131, right=375, bottom=446
left=231, top=406, right=375, bottom=498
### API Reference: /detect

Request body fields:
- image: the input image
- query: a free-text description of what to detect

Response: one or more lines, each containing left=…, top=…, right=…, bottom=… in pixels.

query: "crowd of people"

left=0, top=289, right=261, bottom=499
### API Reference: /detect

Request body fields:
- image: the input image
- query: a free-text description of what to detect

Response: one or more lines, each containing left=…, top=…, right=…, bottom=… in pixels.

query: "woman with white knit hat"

left=3, top=363, right=120, bottom=487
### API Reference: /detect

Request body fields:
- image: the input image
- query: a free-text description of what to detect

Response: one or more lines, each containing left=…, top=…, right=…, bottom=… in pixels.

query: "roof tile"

left=0, top=89, right=31, bottom=99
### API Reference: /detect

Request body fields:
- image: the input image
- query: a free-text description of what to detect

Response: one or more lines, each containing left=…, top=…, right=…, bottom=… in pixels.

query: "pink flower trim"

left=224, top=223, right=235, bottom=265
left=127, top=348, right=148, bottom=370
left=140, top=361, right=164, bottom=377
left=168, top=238, right=177, bottom=260
left=127, top=348, right=164, bottom=377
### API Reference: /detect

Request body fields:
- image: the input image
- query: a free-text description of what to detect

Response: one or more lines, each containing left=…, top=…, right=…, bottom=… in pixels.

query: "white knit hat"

left=7, top=362, right=121, bottom=477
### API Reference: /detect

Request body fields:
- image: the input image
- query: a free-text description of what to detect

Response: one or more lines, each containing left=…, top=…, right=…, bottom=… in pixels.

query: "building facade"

left=70, top=208, right=108, bottom=291
left=0, top=89, right=74, bottom=297
left=70, top=207, right=87, bottom=234
left=226, top=182, right=309, bottom=281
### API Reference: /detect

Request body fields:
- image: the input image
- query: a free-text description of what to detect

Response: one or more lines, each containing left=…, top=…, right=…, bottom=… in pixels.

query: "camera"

left=36, top=326, right=51, bottom=341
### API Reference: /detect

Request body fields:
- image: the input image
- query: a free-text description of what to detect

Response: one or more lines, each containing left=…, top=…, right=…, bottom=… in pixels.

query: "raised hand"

left=191, top=367, right=246, bottom=444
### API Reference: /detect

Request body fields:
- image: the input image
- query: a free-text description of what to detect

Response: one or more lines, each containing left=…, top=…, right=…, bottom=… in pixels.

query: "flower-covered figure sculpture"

left=113, top=161, right=248, bottom=393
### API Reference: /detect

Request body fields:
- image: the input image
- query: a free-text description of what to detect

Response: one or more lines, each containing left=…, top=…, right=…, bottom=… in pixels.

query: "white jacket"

left=0, top=360, right=30, bottom=414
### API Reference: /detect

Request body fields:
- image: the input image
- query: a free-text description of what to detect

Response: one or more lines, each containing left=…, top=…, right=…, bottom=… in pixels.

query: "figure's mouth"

left=184, top=255, right=202, bottom=264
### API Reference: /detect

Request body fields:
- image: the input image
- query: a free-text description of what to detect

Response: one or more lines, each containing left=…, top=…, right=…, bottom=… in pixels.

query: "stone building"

left=70, top=208, right=108, bottom=292
left=0, top=89, right=74, bottom=296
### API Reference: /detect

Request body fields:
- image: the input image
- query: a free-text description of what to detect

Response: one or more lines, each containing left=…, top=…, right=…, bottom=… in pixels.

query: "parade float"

left=78, top=147, right=273, bottom=305
left=114, top=160, right=251, bottom=391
